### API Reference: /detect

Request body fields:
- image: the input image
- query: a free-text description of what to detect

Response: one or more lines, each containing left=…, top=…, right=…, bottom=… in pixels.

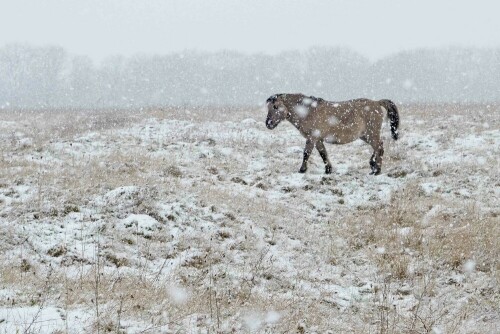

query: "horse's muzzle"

left=266, top=118, right=277, bottom=129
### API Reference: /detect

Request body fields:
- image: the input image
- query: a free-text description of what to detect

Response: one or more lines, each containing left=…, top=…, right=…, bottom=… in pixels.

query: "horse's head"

left=265, top=94, right=289, bottom=130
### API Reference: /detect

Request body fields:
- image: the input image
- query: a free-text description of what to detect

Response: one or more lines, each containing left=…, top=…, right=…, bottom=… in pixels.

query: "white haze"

left=2, top=0, right=500, bottom=60
left=0, top=0, right=499, bottom=107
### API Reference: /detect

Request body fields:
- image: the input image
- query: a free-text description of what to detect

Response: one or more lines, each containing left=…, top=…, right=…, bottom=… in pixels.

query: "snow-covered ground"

left=0, top=104, right=498, bottom=333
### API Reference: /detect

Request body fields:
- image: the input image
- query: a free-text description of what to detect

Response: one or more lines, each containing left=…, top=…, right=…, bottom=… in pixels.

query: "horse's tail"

left=380, top=99, right=399, bottom=140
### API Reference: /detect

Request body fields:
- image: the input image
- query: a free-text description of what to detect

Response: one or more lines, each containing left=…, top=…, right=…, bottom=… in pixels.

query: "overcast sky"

left=1, top=0, right=499, bottom=60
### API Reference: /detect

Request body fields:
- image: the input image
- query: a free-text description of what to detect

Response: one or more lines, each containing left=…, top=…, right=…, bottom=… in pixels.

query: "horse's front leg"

left=299, top=139, right=315, bottom=173
left=316, top=140, right=333, bottom=174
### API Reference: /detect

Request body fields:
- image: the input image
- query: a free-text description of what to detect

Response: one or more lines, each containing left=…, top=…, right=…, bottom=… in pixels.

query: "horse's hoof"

left=325, top=166, right=332, bottom=174
left=299, top=168, right=307, bottom=173
left=370, top=170, right=381, bottom=175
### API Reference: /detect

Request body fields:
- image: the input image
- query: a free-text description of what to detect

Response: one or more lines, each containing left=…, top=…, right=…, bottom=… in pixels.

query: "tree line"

left=0, top=44, right=498, bottom=109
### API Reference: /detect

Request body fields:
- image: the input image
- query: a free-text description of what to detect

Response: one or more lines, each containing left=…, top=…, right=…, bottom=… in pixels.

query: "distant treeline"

left=0, top=44, right=499, bottom=108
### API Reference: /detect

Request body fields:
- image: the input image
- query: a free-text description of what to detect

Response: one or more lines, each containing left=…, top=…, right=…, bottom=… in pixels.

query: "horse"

left=265, top=93, right=399, bottom=175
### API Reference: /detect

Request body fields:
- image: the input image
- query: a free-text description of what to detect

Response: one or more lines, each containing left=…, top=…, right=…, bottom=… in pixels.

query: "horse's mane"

left=266, top=94, right=285, bottom=104
left=267, top=93, right=324, bottom=105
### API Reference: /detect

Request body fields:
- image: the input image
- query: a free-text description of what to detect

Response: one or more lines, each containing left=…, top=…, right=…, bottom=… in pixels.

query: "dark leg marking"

left=299, top=139, right=315, bottom=173
left=369, top=155, right=380, bottom=175
left=316, top=140, right=333, bottom=174
left=369, top=141, right=384, bottom=175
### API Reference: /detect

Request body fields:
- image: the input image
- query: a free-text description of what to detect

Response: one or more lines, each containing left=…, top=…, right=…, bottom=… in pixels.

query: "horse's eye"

left=273, top=105, right=278, bottom=110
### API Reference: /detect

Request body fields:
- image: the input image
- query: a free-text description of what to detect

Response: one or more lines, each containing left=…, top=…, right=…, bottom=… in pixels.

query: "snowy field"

left=0, top=104, right=498, bottom=333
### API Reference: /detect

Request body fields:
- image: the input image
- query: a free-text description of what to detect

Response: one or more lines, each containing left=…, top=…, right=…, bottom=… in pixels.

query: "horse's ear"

left=266, top=95, right=278, bottom=103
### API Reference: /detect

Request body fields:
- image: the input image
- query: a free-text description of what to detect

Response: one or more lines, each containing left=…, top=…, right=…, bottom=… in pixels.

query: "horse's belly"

left=326, top=122, right=365, bottom=144
left=324, top=134, right=339, bottom=144
left=324, top=132, right=360, bottom=144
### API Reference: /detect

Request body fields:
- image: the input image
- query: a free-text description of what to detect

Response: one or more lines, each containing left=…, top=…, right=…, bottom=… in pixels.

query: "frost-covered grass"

left=0, top=104, right=499, bottom=333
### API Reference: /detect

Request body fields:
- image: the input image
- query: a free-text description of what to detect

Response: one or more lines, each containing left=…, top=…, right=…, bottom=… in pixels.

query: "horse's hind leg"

left=361, top=135, right=383, bottom=175
left=369, top=140, right=384, bottom=175
left=299, top=139, right=315, bottom=173
left=316, top=140, right=333, bottom=174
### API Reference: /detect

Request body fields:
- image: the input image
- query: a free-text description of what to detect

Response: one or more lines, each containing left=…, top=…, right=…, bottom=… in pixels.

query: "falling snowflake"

left=294, top=105, right=309, bottom=118
left=328, top=116, right=339, bottom=125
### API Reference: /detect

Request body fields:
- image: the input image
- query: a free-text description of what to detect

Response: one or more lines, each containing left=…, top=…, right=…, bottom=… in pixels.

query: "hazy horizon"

left=4, top=41, right=499, bottom=64
left=1, top=43, right=499, bottom=109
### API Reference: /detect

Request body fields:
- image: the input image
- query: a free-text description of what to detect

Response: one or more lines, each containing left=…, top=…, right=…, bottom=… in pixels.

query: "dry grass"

left=336, top=181, right=499, bottom=333
left=0, top=103, right=499, bottom=333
